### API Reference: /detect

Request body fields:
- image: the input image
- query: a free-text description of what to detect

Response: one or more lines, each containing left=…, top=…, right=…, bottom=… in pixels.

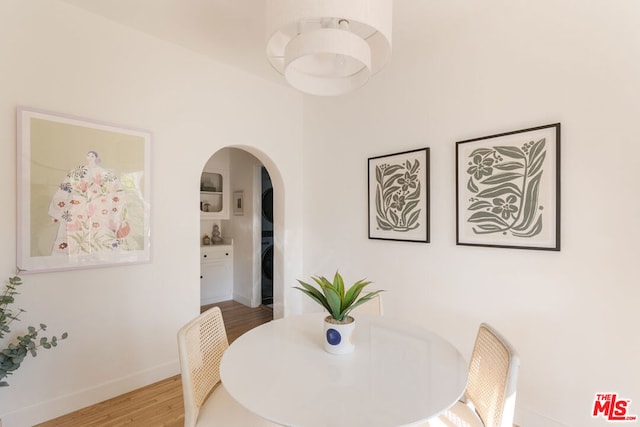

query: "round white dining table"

left=220, top=313, right=468, bottom=427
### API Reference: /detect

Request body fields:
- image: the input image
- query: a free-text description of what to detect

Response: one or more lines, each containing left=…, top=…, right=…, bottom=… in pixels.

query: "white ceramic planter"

left=323, top=315, right=355, bottom=354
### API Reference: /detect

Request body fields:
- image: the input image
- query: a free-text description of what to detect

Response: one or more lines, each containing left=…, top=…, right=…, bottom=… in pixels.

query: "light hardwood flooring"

left=36, top=301, right=273, bottom=427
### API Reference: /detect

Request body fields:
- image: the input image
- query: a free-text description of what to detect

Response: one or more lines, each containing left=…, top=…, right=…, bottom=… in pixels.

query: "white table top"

left=220, top=313, right=468, bottom=427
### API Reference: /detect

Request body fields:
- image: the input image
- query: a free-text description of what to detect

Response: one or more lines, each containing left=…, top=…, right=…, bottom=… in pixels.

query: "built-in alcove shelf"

left=200, top=170, right=229, bottom=219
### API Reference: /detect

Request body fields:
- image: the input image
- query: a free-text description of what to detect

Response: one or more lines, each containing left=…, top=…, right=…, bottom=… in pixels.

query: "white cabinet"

left=200, top=170, right=229, bottom=219
left=200, top=245, right=233, bottom=305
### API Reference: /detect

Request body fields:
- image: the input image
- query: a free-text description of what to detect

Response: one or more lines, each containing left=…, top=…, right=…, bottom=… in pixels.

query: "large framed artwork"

left=368, top=148, right=430, bottom=243
left=17, top=107, right=152, bottom=273
left=456, top=123, right=560, bottom=251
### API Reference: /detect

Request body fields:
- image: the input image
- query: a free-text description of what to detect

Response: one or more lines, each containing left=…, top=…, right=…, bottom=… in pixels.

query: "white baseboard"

left=200, top=294, right=233, bottom=306
left=1, top=360, right=179, bottom=427
left=233, top=293, right=254, bottom=307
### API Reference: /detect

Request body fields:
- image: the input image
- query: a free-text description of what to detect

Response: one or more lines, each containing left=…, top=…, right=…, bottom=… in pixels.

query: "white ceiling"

left=60, top=0, right=502, bottom=86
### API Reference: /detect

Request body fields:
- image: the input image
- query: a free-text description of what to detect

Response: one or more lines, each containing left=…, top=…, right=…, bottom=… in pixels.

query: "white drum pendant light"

left=266, top=0, right=393, bottom=96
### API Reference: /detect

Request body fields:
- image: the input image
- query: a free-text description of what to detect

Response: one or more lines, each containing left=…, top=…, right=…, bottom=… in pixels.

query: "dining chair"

left=177, top=306, right=278, bottom=427
left=421, top=323, right=520, bottom=427
left=350, top=290, right=384, bottom=316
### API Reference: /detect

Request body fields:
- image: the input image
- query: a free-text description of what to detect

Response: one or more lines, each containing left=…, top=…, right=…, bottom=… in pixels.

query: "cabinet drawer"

left=201, top=246, right=233, bottom=263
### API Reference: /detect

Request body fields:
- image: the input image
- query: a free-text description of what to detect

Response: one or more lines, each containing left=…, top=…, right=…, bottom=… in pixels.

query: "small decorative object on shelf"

left=295, top=271, right=383, bottom=355
left=1, top=275, right=68, bottom=387
left=211, top=225, right=222, bottom=244
left=202, top=234, right=211, bottom=246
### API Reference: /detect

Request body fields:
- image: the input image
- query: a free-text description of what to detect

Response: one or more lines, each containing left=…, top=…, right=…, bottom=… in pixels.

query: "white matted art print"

left=17, top=107, right=152, bottom=273
left=368, top=148, right=430, bottom=243
left=456, top=123, right=560, bottom=251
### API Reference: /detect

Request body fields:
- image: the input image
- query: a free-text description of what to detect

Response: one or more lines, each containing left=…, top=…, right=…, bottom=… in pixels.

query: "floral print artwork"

left=464, top=138, right=547, bottom=238
left=48, top=153, right=130, bottom=255
left=456, top=123, right=560, bottom=251
left=18, top=108, right=152, bottom=272
left=374, top=158, right=422, bottom=232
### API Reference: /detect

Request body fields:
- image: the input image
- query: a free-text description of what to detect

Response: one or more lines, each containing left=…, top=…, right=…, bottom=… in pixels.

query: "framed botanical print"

left=233, top=191, right=244, bottom=216
left=456, top=123, right=560, bottom=250
left=368, top=148, right=430, bottom=243
left=17, top=107, right=152, bottom=272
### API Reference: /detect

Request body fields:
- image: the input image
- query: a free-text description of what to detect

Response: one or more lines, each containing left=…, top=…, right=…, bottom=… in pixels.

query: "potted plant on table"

left=1, top=275, right=68, bottom=387
left=295, top=271, right=383, bottom=355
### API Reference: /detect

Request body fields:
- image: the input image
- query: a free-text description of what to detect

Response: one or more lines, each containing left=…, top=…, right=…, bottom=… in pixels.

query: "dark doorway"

left=261, top=167, right=274, bottom=306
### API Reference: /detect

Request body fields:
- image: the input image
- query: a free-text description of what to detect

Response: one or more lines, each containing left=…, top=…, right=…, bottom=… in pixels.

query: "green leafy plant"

left=0, top=276, right=68, bottom=387
left=295, top=271, right=384, bottom=322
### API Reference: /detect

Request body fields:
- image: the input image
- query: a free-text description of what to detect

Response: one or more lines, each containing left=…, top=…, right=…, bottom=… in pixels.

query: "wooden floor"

left=37, top=301, right=273, bottom=427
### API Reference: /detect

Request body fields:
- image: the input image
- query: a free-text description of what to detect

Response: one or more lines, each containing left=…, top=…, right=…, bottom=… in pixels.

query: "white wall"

left=225, top=148, right=265, bottom=307
left=0, top=1, right=303, bottom=425
left=302, top=1, right=640, bottom=426
left=3, top=0, right=638, bottom=425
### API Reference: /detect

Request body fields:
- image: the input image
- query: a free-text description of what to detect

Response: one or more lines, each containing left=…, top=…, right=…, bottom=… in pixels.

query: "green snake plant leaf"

left=295, top=273, right=383, bottom=322
left=476, top=182, right=522, bottom=198
left=343, top=289, right=385, bottom=318
left=311, top=275, right=340, bottom=317
left=342, top=279, right=373, bottom=309
left=312, top=276, right=331, bottom=288
left=494, top=146, right=526, bottom=159
left=295, top=280, right=331, bottom=312
left=323, top=286, right=343, bottom=319
left=333, top=271, right=345, bottom=299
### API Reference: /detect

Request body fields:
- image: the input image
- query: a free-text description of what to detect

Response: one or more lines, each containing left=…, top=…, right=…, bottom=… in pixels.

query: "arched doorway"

left=199, top=146, right=283, bottom=317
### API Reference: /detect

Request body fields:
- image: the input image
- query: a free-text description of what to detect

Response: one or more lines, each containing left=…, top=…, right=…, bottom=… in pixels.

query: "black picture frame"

left=456, top=123, right=561, bottom=251
left=368, top=148, right=430, bottom=243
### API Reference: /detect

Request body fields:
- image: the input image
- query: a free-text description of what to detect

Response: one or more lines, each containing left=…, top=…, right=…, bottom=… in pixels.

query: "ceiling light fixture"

left=266, top=0, right=393, bottom=96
